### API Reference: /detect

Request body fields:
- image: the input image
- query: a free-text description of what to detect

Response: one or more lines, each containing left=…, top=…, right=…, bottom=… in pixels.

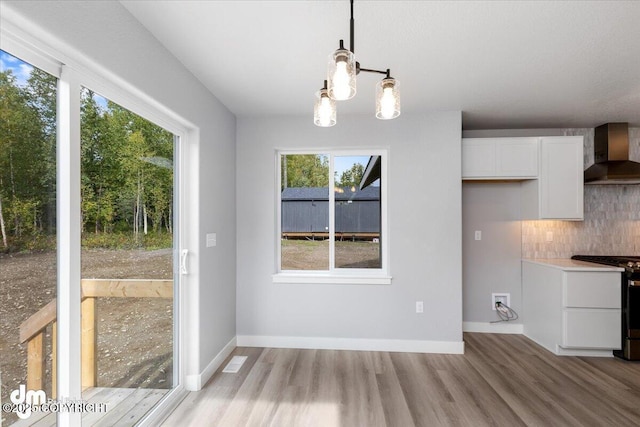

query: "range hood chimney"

left=584, top=123, right=640, bottom=184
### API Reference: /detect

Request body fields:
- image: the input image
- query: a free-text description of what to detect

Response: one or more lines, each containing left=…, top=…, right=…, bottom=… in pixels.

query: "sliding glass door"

left=0, top=49, right=58, bottom=427
left=79, top=88, right=178, bottom=424
left=1, top=43, right=183, bottom=426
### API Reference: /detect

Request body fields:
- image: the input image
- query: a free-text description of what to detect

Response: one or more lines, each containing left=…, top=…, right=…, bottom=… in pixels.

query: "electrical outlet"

left=491, top=293, right=510, bottom=311
left=416, top=301, right=424, bottom=313
left=546, top=231, right=553, bottom=242
left=474, top=230, right=482, bottom=241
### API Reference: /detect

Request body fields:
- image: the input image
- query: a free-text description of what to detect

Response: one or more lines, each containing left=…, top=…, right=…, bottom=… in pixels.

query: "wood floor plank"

left=161, top=347, right=263, bottom=426
left=464, top=335, right=585, bottom=426
left=435, top=354, right=526, bottom=427
left=161, top=333, right=640, bottom=427
left=375, top=352, right=415, bottom=427
left=242, top=348, right=300, bottom=426
left=389, top=352, right=453, bottom=426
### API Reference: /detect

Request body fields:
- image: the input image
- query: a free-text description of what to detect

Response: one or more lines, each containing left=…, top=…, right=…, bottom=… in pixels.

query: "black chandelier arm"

left=357, top=67, right=392, bottom=79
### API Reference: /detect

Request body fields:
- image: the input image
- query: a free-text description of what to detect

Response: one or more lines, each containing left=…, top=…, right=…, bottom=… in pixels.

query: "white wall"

left=3, top=1, right=237, bottom=383
left=462, top=182, right=522, bottom=325
left=236, top=112, right=463, bottom=350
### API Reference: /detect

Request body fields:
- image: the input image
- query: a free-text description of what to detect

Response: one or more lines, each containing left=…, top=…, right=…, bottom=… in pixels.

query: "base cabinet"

left=523, top=261, right=621, bottom=356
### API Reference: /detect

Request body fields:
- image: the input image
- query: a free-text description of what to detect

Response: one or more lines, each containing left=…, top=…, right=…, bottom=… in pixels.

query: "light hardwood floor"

left=162, top=333, right=640, bottom=426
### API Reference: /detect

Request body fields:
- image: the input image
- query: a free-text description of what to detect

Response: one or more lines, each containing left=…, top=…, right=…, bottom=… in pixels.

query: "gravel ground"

left=281, top=240, right=381, bottom=270
left=0, top=248, right=173, bottom=426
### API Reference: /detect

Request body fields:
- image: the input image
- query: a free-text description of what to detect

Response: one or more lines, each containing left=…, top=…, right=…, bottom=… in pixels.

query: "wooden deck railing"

left=19, top=279, right=173, bottom=398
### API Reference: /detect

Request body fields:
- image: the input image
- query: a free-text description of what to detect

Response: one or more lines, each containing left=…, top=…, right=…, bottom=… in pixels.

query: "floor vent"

left=222, top=355, right=248, bottom=373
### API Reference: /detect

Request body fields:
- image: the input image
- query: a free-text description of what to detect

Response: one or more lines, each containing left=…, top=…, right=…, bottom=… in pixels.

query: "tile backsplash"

left=522, top=127, right=640, bottom=258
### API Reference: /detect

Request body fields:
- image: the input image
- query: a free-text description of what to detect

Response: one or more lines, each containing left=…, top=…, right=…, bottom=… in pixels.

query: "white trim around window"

left=273, top=149, right=391, bottom=285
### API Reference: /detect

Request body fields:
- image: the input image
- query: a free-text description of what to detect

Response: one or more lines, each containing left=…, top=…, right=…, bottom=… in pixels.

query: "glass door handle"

left=180, top=249, right=189, bottom=274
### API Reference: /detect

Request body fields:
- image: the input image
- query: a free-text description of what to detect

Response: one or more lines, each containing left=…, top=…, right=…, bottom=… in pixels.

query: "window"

left=276, top=150, right=389, bottom=284
left=1, top=49, right=58, bottom=426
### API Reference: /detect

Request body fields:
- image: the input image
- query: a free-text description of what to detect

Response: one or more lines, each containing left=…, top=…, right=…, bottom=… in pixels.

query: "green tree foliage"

left=80, top=91, right=174, bottom=240
left=0, top=53, right=174, bottom=252
left=335, top=162, right=364, bottom=188
left=281, top=154, right=329, bottom=189
left=0, top=70, right=54, bottom=244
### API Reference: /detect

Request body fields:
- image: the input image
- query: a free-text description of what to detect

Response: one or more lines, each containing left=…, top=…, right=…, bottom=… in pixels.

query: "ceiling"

left=120, top=1, right=640, bottom=129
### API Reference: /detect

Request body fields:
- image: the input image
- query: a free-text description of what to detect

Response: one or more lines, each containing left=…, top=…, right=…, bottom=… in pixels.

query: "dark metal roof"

left=360, top=156, right=381, bottom=190
left=281, top=187, right=328, bottom=200
left=282, top=186, right=379, bottom=201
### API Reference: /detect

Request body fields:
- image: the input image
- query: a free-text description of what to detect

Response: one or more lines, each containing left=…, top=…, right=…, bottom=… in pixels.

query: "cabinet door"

left=496, top=138, right=538, bottom=177
left=539, top=136, right=584, bottom=220
left=462, top=139, right=496, bottom=177
left=462, top=138, right=538, bottom=179
left=562, top=309, right=621, bottom=349
left=564, top=272, right=621, bottom=308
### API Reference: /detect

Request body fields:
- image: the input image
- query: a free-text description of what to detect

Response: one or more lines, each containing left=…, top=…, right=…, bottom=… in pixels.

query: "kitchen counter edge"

left=522, top=258, right=625, bottom=272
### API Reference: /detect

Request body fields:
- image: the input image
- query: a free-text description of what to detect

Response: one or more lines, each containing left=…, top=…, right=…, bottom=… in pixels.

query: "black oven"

left=620, top=276, right=640, bottom=360
left=572, top=255, right=640, bottom=361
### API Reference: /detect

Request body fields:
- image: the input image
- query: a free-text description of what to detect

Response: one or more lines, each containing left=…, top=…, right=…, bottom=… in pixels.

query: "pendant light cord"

left=350, top=0, right=355, bottom=53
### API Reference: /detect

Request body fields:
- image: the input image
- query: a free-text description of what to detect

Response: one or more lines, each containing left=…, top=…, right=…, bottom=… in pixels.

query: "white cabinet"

left=522, top=261, right=621, bottom=357
left=541, top=137, right=584, bottom=219
left=463, top=135, right=584, bottom=220
left=563, top=309, right=621, bottom=349
left=522, top=136, right=584, bottom=220
left=462, top=137, right=538, bottom=179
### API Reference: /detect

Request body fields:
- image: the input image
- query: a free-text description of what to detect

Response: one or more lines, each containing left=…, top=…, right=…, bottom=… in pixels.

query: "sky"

left=0, top=49, right=32, bottom=87
left=1, top=49, right=109, bottom=109
left=335, top=155, right=380, bottom=187
left=335, top=155, right=370, bottom=181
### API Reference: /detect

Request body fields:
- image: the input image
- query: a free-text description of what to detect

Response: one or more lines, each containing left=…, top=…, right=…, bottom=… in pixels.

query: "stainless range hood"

left=584, top=123, right=640, bottom=184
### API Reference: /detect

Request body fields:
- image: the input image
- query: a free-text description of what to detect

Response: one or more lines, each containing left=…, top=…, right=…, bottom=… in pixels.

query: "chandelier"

left=314, top=0, right=400, bottom=127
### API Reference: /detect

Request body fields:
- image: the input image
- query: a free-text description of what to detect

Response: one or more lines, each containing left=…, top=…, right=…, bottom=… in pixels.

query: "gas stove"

left=571, top=255, right=640, bottom=279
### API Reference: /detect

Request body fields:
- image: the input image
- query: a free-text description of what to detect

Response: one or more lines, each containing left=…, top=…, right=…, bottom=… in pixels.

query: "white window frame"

left=274, top=149, right=391, bottom=285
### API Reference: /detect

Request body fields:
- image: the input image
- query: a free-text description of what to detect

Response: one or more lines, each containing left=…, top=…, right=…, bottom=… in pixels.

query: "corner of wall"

left=186, top=336, right=236, bottom=391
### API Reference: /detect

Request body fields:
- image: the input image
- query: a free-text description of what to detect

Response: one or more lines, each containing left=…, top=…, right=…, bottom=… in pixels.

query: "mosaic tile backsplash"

left=522, top=127, right=640, bottom=259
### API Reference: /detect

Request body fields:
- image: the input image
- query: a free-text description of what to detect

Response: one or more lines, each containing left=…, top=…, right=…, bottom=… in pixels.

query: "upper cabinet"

left=462, top=137, right=538, bottom=179
left=522, top=136, right=584, bottom=220
left=463, top=135, right=584, bottom=220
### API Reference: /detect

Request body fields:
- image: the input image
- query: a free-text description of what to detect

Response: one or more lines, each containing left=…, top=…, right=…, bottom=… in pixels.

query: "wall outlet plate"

left=492, top=293, right=510, bottom=310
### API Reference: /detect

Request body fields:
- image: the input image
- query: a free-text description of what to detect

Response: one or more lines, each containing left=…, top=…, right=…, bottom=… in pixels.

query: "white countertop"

left=522, top=258, right=625, bottom=272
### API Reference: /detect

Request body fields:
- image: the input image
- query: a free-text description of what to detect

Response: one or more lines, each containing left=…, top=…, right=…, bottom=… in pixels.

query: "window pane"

left=80, top=88, right=174, bottom=422
left=0, top=50, right=57, bottom=426
left=280, top=154, right=329, bottom=270
left=334, top=155, right=381, bottom=268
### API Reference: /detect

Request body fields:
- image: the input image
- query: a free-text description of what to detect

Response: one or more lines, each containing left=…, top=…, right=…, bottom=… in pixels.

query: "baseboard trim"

left=555, top=345, right=614, bottom=358
left=236, top=335, right=464, bottom=354
left=463, top=321, right=523, bottom=334
left=185, top=336, right=237, bottom=391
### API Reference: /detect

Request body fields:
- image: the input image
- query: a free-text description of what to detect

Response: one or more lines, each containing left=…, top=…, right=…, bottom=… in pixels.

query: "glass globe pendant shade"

left=375, top=77, right=400, bottom=120
left=328, top=48, right=356, bottom=101
left=314, top=86, right=336, bottom=127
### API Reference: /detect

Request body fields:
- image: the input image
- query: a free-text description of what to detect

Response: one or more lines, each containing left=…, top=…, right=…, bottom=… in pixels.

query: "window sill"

left=272, top=273, right=392, bottom=285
